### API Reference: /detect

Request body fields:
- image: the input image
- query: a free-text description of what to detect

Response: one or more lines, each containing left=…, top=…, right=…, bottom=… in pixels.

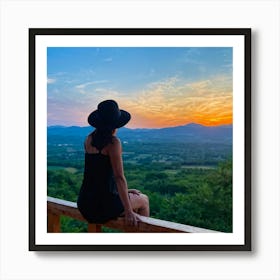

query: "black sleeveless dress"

left=77, top=151, right=124, bottom=224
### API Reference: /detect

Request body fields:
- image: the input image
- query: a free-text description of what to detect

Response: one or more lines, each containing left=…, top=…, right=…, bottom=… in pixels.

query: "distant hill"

left=48, top=123, right=232, bottom=144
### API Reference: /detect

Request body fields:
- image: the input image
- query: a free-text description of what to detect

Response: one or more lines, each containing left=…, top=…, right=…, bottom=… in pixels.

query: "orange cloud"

left=118, top=76, right=232, bottom=128
left=74, top=75, right=232, bottom=128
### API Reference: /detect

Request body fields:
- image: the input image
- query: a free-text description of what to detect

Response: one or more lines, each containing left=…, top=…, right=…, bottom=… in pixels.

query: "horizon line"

left=47, top=122, right=233, bottom=129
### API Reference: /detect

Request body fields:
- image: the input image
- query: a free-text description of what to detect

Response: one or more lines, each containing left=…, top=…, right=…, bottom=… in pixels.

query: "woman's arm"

left=108, top=137, right=139, bottom=226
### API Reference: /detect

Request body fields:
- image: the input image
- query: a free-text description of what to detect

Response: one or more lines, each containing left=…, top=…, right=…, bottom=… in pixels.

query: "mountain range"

left=48, top=123, right=232, bottom=144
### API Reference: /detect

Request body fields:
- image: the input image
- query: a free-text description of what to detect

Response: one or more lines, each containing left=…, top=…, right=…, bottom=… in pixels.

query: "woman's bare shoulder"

left=107, top=136, right=121, bottom=154
left=87, top=133, right=93, bottom=139
left=85, top=134, right=92, bottom=144
left=111, top=136, right=121, bottom=144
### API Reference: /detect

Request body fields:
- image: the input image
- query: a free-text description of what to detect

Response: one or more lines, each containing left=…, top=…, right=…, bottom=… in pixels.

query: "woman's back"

left=82, top=153, right=112, bottom=193
left=77, top=135, right=124, bottom=223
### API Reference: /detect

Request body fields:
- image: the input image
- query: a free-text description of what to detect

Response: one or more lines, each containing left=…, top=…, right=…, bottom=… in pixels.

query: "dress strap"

left=84, top=136, right=104, bottom=154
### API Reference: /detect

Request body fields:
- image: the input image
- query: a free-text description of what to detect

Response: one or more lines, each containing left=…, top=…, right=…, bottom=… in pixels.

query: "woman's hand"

left=125, top=210, right=140, bottom=226
left=128, top=189, right=141, bottom=195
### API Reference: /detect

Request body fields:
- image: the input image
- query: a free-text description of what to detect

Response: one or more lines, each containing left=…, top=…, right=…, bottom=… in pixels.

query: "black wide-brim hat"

left=88, top=100, right=131, bottom=129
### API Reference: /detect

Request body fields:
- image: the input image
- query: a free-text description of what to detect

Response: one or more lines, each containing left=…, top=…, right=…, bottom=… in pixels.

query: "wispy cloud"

left=183, top=48, right=202, bottom=64
left=76, top=80, right=108, bottom=89
left=104, top=57, right=113, bottom=62
left=75, top=80, right=109, bottom=93
left=47, top=78, right=56, bottom=84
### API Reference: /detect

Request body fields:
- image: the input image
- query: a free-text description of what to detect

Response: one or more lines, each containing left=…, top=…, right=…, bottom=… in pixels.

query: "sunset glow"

left=47, top=47, right=232, bottom=128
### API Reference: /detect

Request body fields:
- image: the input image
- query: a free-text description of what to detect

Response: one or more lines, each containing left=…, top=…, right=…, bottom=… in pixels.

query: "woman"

left=77, top=100, right=149, bottom=227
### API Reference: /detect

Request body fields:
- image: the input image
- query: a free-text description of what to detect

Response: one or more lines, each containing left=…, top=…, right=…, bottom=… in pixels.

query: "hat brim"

left=88, top=109, right=131, bottom=129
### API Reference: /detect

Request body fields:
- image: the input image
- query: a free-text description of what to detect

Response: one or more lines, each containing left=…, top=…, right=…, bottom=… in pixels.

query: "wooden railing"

left=47, top=196, right=219, bottom=233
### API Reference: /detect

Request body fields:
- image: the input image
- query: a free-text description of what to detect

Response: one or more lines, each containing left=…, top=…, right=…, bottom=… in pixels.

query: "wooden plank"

left=47, top=196, right=220, bottom=233
left=88, top=224, right=102, bottom=232
left=103, top=216, right=218, bottom=233
left=47, top=201, right=84, bottom=221
left=47, top=212, right=60, bottom=233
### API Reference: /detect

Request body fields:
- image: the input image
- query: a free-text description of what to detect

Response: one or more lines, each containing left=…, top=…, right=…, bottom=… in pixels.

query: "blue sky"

left=47, top=47, right=232, bottom=128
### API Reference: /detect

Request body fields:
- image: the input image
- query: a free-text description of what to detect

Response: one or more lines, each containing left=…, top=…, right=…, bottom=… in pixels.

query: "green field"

left=47, top=140, right=232, bottom=233
left=48, top=166, right=78, bottom=173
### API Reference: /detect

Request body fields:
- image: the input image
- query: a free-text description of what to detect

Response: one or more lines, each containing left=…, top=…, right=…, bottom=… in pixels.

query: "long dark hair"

left=90, top=127, right=114, bottom=151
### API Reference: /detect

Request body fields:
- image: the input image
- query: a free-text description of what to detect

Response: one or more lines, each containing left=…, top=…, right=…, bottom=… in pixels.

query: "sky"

left=47, top=47, right=232, bottom=128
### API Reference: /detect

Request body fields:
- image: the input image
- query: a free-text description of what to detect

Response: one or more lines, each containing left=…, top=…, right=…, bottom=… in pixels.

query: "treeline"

left=48, top=141, right=232, bottom=167
left=47, top=159, right=232, bottom=233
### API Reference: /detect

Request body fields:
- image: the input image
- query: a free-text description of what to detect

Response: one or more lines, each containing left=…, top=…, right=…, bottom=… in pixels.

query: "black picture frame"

left=29, top=28, right=251, bottom=251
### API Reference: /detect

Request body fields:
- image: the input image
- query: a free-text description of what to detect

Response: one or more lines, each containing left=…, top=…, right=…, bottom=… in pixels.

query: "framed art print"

left=29, top=28, right=251, bottom=251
